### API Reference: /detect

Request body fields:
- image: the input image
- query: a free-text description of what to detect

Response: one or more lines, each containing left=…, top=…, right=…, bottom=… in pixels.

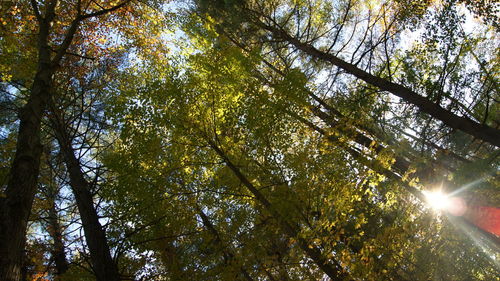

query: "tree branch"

left=30, top=0, right=42, bottom=22
left=52, top=0, right=131, bottom=65
left=78, top=0, right=131, bottom=20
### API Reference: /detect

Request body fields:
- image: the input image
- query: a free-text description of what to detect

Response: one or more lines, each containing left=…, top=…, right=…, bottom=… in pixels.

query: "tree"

left=48, top=98, right=120, bottom=281
left=1, top=0, right=498, bottom=280
left=100, top=27, right=498, bottom=278
left=0, top=1, right=133, bottom=279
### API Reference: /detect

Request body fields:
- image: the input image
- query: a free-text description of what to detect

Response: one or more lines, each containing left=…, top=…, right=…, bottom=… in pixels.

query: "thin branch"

left=78, top=0, right=131, bottom=20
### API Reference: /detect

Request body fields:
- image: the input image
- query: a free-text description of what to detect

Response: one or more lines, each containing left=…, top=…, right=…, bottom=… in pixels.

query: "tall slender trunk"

left=49, top=113, right=120, bottom=281
left=48, top=201, right=69, bottom=277
left=43, top=149, right=70, bottom=277
left=309, top=92, right=471, bottom=165
left=225, top=29, right=465, bottom=177
left=47, top=181, right=69, bottom=276
left=289, top=108, right=500, bottom=246
left=259, top=22, right=500, bottom=147
left=0, top=18, right=55, bottom=281
left=206, top=139, right=350, bottom=281
left=197, top=208, right=254, bottom=281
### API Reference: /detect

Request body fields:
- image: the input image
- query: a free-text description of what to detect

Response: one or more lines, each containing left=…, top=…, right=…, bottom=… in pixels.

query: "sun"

left=423, top=190, right=451, bottom=210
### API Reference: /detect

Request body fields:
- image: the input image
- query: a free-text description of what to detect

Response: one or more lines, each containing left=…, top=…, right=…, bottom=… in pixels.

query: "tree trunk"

left=0, top=2, right=129, bottom=278
left=0, top=20, right=54, bottom=281
left=206, top=139, right=350, bottom=281
left=260, top=22, right=500, bottom=147
left=48, top=202, right=69, bottom=277
left=50, top=113, right=120, bottom=281
left=197, top=208, right=254, bottom=281
left=42, top=148, right=70, bottom=277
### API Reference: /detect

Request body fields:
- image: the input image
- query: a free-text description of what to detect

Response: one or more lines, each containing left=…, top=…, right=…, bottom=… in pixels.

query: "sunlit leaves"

left=6, top=0, right=497, bottom=279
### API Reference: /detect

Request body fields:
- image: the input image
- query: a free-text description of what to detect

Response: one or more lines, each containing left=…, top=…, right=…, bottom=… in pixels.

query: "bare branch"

left=52, top=0, right=131, bottom=65
left=78, top=0, right=131, bottom=20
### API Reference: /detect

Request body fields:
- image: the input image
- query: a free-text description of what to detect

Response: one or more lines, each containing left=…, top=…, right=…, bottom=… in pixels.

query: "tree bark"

left=42, top=148, right=71, bottom=277
left=0, top=16, right=55, bottom=281
left=290, top=109, right=500, bottom=246
left=0, top=1, right=130, bottom=278
left=260, top=22, right=500, bottom=147
left=49, top=112, right=120, bottom=281
left=206, top=139, right=350, bottom=281
left=48, top=201, right=69, bottom=277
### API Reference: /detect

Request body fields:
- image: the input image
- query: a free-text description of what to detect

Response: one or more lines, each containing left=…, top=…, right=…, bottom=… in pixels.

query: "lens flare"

left=423, top=190, right=467, bottom=216
left=423, top=190, right=450, bottom=210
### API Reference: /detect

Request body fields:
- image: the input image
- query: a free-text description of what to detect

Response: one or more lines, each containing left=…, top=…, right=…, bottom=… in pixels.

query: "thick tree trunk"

left=0, top=2, right=129, bottom=279
left=50, top=114, right=120, bottom=281
left=0, top=21, right=54, bottom=281
left=207, top=140, right=350, bottom=281
left=261, top=23, right=500, bottom=147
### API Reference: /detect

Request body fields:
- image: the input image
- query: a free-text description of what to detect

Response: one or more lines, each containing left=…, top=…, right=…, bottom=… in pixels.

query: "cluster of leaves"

left=1, top=0, right=498, bottom=280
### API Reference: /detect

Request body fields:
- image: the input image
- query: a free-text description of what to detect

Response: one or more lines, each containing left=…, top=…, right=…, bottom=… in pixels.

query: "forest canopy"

left=0, top=0, right=499, bottom=280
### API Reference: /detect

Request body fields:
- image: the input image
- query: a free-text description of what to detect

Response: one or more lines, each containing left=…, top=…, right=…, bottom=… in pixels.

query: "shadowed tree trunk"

left=43, top=149, right=70, bottom=277
left=257, top=21, right=500, bottom=147
left=0, top=5, right=57, bottom=278
left=48, top=201, right=69, bottom=277
left=0, top=2, right=130, bottom=279
left=49, top=108, right=120, bottom=281
left=197, top=207, right=254, bottom=281
left=206, top=138, right=350, bottom=281
left=223, top=30, right=469, bottom=174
